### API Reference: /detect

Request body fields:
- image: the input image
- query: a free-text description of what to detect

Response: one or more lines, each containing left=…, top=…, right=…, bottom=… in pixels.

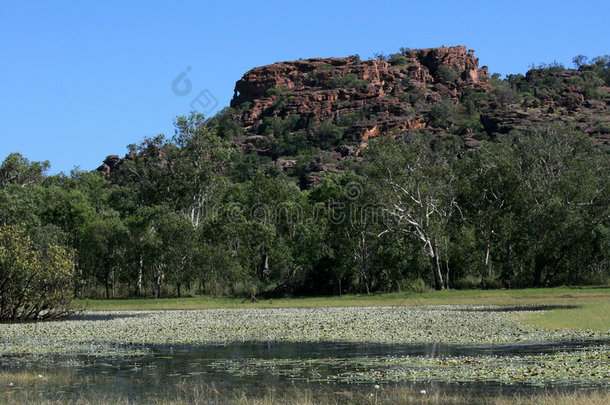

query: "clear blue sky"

left=1, top=0, right=609, bottom=174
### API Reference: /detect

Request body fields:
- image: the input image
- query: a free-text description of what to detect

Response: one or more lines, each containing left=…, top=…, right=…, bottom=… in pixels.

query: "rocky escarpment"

left=480, top=67, right=610, bottom=146
left=98, top=47, right=609, bottom=186
left=226, top=46, right=609, bottom=187
left=231, top=46, right=490, bottom=146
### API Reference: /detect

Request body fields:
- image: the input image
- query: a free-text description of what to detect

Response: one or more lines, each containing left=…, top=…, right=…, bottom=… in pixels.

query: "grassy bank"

left=523, top=300, right=610, bottom=331
left=77, top=287, right=610, bottom=331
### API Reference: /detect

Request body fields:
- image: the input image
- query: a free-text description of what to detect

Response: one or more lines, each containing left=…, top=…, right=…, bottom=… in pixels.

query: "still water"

left=2, top=339, right=608, bottom=402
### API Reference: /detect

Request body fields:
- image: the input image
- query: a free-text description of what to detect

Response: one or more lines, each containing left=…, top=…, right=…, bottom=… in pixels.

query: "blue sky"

left=1, top=0, right=609, bottom=174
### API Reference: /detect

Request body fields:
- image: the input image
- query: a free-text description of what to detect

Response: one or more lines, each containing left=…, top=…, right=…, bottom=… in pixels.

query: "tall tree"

left=171, top=112, right=234, bottom=228
left=458, top=139, right=520, bottom=286
left=80, top=216, right=129, bottom=298
left=366, top=133, right=459, bottom=290
left=0, top=153, right=49, bottom=189
left=508, top=124, right=609, bottom=286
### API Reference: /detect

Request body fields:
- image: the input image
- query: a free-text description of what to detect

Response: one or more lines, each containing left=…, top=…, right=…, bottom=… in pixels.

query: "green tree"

left=428, top=98, right=455, bottom=127
left=309, top=172, right=384, bottom=294
left=0, top=225, right=76, bottom=321
left=508, top=124, right=609, bottom=286
left=0, top=153, right=49, bottom=189
left=458, top=139, right=521, bottom=287
left=155, top=209, right=197, bottom=297
left=366, top=133, right=459, bottom=290
left=172, top=112, right=234, bottom=228
left=80, top=216, right=129, bottom=298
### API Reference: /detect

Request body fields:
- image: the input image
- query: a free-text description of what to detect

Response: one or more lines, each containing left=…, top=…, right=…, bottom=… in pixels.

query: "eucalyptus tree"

left=114, top=134, right=176, bottom=210
left=68, top=169, right=114, bottom=214
left=171, top=112, right=234, bottom=228
left=308, top=172, right=384, bottom=294
left=155, top=209, right=197, bottom=297
left=0, top=152, right=49, bottom=189
left=239, top=171, right=300, bottom=288
left=507, top=124, right=610, bottom=286
left=79, top=216, right=129, bottom=298
left=365, top=133, right=459, bottom=290
left=457, top=139, right=521, bottom=286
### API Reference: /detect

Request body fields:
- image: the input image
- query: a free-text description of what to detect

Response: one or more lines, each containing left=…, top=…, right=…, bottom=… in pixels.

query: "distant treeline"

left=1, top=113, right=608, bottom=299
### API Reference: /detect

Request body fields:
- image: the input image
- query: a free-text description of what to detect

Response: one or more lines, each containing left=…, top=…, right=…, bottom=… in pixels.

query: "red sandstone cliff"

left=230, top=46, right=490, bottom=143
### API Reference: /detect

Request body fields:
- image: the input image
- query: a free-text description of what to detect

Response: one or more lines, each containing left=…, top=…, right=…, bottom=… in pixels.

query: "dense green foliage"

left=1, top=54, right=609, bottom=299
left=1, top=116, right=607, bottom=299
left=0, top=225, right=76, bottom=320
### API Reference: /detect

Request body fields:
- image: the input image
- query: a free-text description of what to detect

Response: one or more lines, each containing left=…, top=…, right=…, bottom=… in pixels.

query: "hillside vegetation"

left=1, top=48, right=609, bottom=306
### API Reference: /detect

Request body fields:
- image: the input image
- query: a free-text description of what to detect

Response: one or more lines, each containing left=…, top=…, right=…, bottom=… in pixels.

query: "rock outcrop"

left=96, top=155, right=121, bottom=177
left=231, top=46, right=490, bottom=143
left=98, top=46, right=609, bottom=184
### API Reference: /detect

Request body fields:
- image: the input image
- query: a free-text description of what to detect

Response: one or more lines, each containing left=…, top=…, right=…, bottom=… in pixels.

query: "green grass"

left=524, top=301, right=610, bottom=331
left=76, top=287, right=610, bottom=331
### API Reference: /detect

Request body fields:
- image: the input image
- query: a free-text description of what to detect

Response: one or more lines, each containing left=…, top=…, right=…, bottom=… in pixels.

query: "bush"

left=593, top=121, right=610, bottom=134
left=491, top=80, right=518, bottom=105
left=437, top=66, right=460, bottom=82
left=207, top=107, right=244, bottom=140
left=336, top=111, right=366, bottom=127
left=405, top=278, right=430, bottom=293
left=0, top=225, right=76, bottom=321
left=389, top=53, right=408, bottom=67
left=265, top=85, right=288, bottom=97
left=326, top=73, right=368, bottom=89
left=451, top=275, right=481, bottom=290
left=456, top=114, right=484, bottom=136
left=428, top=98, right=455, bottom=126
left=315, top=121, right=343, bottom=148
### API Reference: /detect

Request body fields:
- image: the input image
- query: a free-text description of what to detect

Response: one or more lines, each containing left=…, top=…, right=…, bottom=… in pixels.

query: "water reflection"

left=2, top=339, right=609, bottom=402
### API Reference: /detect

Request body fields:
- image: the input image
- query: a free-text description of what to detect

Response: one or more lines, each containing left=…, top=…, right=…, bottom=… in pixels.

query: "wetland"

left=1, top=303, right=609, bottom=403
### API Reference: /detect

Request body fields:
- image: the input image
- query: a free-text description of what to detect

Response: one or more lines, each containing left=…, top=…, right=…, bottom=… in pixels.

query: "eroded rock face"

left=225, top=46, right=494, bottom=187
left=97, top=47, right=609, bottom=187
left=96, top=146, right=167, bottom=178
left=230, top=46, right=490, bottom=143
left=96, top=155, right=121, bottom=178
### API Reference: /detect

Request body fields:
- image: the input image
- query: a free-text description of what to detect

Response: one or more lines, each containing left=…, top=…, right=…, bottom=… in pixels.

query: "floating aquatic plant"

left=0, top=305, right=608, bottom=356
left=206, top=346, right=610, bottom=386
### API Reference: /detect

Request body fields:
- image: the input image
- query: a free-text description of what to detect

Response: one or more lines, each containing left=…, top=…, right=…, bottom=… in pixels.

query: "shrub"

left=337, top=111, right=366, bottom=127
left=456, top=114, right=484, bottom=135
left=207, top=107, right=243, bottom=140
left=405, top=278, right=430, bottom=293
left=0, top=225, right=76, bottom=321
left=265, top=87, right=281, bottom=97
left=389, top=53, right=408, bottom=67
left=315, top=121, right=343, bottom=148
left=398, top=85, right=428, bottom=104
left=326, top=73, right=368, bottom=89
left=428, top=98, right=455, bottom=126
left=317, top=63, right=335, bottom=71
left=265, top=85, right=288, bottom=97
left=492, top=81, right=518, bottom=104
left=437, top=65, right=460, bottom=82
left=593, top=121, right=610, bottom=134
